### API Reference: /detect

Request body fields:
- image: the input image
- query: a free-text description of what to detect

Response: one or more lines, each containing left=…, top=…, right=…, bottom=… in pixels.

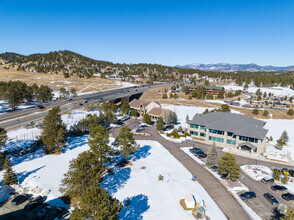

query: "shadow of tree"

left=130, top=145, right=151, bottom=161
left=118, top=194, right=150, bottom=220
left=17, top=165, right=46, bottom=184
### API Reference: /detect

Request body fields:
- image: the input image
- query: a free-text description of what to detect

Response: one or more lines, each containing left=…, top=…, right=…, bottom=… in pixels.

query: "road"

left=0, top=82, right=173, bottom=130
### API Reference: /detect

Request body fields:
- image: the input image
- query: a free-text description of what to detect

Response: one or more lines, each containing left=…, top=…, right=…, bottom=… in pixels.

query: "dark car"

left=44, top=207, right=64, bottom=220
left=289, top=169, right=294, bottom=177
left=282, top=193, right=294, bottom=201
left=11, top=194, right=31, bottom=205
left=240, top=192, right=256, bottom=200
left=83, top=100, right=88, bottom=103
left=79, top=103, right=83, bottom=106
left=36, top=105, right=44, bottom=109
left=264, top=193, right=279, bottom=205
left=37, top=204, right=52, bottom=218
left=195, top=151, right=207, bottom=158
left=189, top=147, right=202, bottom=153
left=24, top=195, right=44, bottom=210
left=271, top=185, right=287, bottom=191
left=261, top=177, right=274, bottom=184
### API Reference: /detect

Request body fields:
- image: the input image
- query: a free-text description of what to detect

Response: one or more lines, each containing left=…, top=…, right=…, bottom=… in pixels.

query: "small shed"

left=184, top=194, right=196, bottom=209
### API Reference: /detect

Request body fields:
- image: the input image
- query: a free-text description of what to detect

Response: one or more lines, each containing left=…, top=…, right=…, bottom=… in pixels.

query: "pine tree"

left=60, top=151, right=104, bottom=197
left=39, top=106, right=67, bottom=154
left=143, top=114, right=151, bottom=125
left=167, top=112, right=178, bottom=126
left=262, top=110, right=269, bottom=117
left=116, top=127, right=139, bottom=162
left=120, top=101, right=130, bottom=115
left=206, top=142, right=219, bottom=166
left=131, top=109, right=138, bottom=119
left=276, top=138, right=284, bottom=150
left=2, top=157, right=17, bottom=185
left=252, top=108, right=259, bottom=115
left=0, top=127, right=8, bottom=146
left=218, top=153, right=240, bottom=181
left=71, top=185, right=122, bottom=220
left=273, top=169, right=281, bottom=181
left=280, top=130, right=289, bottom=145
left=156, top=117, right=164, bottom=131
left=0, top=153, right=5, bottom=170
left=88, top=125, right=111, bottom=167
left=203, top=109, right=210, bottom=114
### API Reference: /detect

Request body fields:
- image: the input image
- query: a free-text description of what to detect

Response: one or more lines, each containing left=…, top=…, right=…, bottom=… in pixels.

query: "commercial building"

left=188, top=85, right=225, bottom=96
left=187, top=112, right=268, bottom=154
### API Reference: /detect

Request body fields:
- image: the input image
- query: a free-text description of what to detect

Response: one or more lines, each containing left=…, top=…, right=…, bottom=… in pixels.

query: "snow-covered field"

left=112, top=140, right=227, bottom=220
left=241, top=165, right=273, bottom=181
left=162, top=104, right=241, bottom=129
left=263, top=145, right=289, bottom=163
left=223, top=85, right=294, bottom=97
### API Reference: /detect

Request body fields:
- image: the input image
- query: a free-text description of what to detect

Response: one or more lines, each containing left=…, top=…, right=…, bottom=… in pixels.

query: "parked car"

left=44, top=207, right=64, bottom=220
left=261, top=177, right=274, bottom=184
left=79, top=103, right=83, bottom=106
left=240, top=192, right=256, bottom=200
left=282, top=193, right=294, bottom=201
left=83, top=100, right=88, bottom=103
left=24, top=195, right=44, bottom=210
left=11, top=194, right=31, bottom=205
left=281, top=168, right=290, bottom=176
left=289, top=169, right=294, bottom=177
left=271, top=185, right=287, bottom=191
left=67, top=98, right=73, bottom=101
left=37, top=204, right=52, bottom=218
left=264, top=193, right=279, bottom=205
left=189, top=147, right=202, bottom=153
left=195, top=151, right=207, bottom=158
left=36, top=105, right=44, bottom=109
left=210, top=166, right=218, bottom=172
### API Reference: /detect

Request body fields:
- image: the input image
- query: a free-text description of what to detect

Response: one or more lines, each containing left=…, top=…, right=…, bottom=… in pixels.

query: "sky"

left=0, top=0, right=294, bottom=66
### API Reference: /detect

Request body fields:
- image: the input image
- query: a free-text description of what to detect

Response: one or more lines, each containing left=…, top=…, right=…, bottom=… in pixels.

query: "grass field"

left=0, top=69, right=130, bottom=94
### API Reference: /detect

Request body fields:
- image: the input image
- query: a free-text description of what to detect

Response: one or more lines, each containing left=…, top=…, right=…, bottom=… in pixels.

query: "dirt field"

left=0, top=69, right=130, bottom=94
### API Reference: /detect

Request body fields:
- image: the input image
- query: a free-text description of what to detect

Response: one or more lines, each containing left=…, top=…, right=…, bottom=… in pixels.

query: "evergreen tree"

left=156, top=117, right=164, bottom=131
left=162, top=93, right=168, bottom=99
left=287, top=109, right=294, bottom=116
left=273, top=169, right=281, bottom=181
left=0, top=127, right=8, bottom=146
left=70, top=88, right=77, bottom=97
left=167, top=112, right=178, bottom=126
left=280, top=130, right=289, bottom=145
left=71, top=185, right=122, bottom=220
left=276, top=138, right=284, bottom=150
left=217, top=153, right=240, bottom=181
left=206, top=142, right=219, bottom=166
left=88, top=125, right=111, bottom=167
left=0, top=153, right=5, bottom=170
left=39, top=106, right=67, bottom=154
left=262, top=110, right=269, bottom=117
left=116, top=127, right=139, bottom=162
left=60, top=151, right=104, bottom=197
left=252, top=108, right=259, bottom=115
left=131, top=109, right=138, bottom=119
left=2, top=157, right=17, bottom=185
left=120, top=101, right=130, bottom=115
left=143, top=114, right=151, bottom=125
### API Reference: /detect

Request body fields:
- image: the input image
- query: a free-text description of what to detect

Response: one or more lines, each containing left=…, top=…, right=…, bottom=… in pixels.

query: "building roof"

left=129, top=99, right=160, bottom=109
left=147, top=107, right=170, bottom=117
left=188, top=85, right=224, bottom=90
left=188, top=112, right=268, bottom=140
left=237, top=142, right=257, bottom=151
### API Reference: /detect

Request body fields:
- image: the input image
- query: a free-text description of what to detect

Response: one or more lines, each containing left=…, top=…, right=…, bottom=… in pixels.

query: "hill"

left=0, top=50, right=197, bottom=80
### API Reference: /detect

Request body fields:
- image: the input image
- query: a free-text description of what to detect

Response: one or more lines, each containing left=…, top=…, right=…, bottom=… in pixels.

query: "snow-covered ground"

left=159, top=132, right=192, bottom=143
left=0, top=101, right=36, bottom=115
left=241, top=165, right=273, bottom=181
left=112, top=140, right=227, bottom=220
left=162, top=104, right=241, bottom=129
left=263, top=145, right=289, bottom=163
left=223, top=85, right=294, bottom=97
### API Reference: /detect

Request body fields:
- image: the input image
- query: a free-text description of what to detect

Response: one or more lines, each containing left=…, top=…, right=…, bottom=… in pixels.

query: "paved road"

left=0, top=83, right=173, bottom=130
left=112, top=121, right=250, bottom=220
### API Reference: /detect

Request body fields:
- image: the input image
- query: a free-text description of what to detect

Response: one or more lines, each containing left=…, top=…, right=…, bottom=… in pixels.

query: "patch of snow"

left=263, top=145, right=288, bottom=163
left=241, top=165, right=273, bottom=181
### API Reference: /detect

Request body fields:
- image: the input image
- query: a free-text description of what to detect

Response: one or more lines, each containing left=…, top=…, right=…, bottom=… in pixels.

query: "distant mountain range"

left=176, top=63, right=294, bottom=72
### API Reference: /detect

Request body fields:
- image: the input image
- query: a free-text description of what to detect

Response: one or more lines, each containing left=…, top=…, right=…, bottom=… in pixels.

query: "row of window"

left=227, top=139, right=236, bottom=145
left=209, top=136, right=224, bottom=143
left=190, top=124, right=198, bottom=129
left=209, top=129, right=224, bottom=135
left=239, top=136, right=258, bottom=143
left=189, top=131, right=206, bottom=137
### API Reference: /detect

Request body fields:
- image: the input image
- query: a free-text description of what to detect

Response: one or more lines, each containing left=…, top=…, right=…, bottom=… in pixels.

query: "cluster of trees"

left=203, top=104, right=231, bottom=114
left=276, top=130, right=289, bottom=150
left=60, top=124, right=138, bottom=219
left=59, top=87, right=77, bottom=98
left=0, top=81, right=52, bottom=109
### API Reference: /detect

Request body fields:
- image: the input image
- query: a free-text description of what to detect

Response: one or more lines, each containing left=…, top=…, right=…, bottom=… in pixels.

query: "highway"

left=0, top=82, right=173, bottom=130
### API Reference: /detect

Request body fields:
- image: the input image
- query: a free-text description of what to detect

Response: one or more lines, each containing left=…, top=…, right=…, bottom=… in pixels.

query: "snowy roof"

left=188, top=112, right=268, bottom=140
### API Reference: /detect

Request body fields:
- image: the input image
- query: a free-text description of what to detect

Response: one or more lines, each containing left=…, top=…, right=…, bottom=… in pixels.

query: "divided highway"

left=0, top=83, right=173, bottom=130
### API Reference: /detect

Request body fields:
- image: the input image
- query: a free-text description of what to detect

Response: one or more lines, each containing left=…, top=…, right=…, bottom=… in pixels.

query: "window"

left=227, top=132, right=233, bottom=136
left=190, top=124, right=198, bottom=129
left=227, top=139, right=236, bottom=145
left=239, top=136, right=249, bottom=141
left=209, top=136, right=217, bottom=141
left=200, top=126, right=205, bottom=130
left=216, top=137, right=224, bottom=143
left=209, top=129, right=224, bottom=135
left=190, top=131, right=198, bottom=136
left=200, top=132, right=206, bottom=137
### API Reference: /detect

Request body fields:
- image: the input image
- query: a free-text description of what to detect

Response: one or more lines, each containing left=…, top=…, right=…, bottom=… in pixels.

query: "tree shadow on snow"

left=61, top=135, right=89, bottom=153
left=129, top=145, right=151, bottom=161
left=17, top=165, right=46, bottom=184
left=118, top=194, right=150, bottom=220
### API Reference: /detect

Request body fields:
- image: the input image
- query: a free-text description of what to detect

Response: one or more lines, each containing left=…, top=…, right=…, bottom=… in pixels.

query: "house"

left=188, top=85, right=225, bottom=96
left=129, top=99, right=161, bottom=116
left=147, top=107, right=171, bottom=122
left=187, top=112, right=268, bottom=154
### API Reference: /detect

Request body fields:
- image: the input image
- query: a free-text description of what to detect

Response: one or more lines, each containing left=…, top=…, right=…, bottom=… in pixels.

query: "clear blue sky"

left=1, top=0, right=293, bottom=66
